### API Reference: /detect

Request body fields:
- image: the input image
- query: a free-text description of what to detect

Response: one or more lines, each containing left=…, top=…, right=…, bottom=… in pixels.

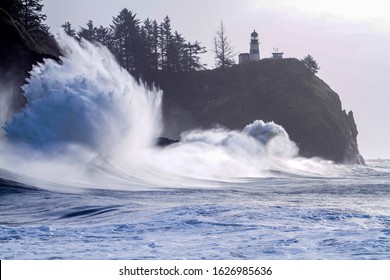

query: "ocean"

left=0, top=35, right=389, bottom=260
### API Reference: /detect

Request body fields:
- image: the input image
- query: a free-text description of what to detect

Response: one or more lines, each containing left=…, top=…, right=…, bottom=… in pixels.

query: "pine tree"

left=151, top=20, right=160, bottom=71
left=159, top=16, right=173, bottom=71
left=168, top=31, right=186, bottom=72
left=213, top=21, right=235, bottom=68
left=3, top=0, right=49, bottom=39
left=78, top=20, right=97, bottom=42
left=57, top=9, right=206, bottom=77
left=95, top=25, right=111, bottom=46
left=110, top=9, right=141, bottom=72
left=301, top=54, right=320, bottom=74
left=140, top=18, right=158, bottom=73
left=185, top=41, right=207, bottom=71
left=61, top=21, right=76, bottom=37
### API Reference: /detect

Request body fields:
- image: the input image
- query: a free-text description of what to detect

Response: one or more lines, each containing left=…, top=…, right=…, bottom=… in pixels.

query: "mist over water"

left=0, top=35, right=337, bottom=192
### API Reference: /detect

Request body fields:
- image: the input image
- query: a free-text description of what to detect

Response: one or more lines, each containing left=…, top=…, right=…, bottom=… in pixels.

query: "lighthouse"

left=250, top=30, right=260, bottom=61
left=238, top=30, right=261, bottom=64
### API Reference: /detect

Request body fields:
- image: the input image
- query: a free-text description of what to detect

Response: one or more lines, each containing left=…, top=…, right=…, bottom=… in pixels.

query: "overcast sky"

left=42, top=0, right=390, bottom=159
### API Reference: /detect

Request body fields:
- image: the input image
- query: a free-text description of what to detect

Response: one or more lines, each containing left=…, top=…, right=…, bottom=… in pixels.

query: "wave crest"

left=0, top=35, right=337, bottom=191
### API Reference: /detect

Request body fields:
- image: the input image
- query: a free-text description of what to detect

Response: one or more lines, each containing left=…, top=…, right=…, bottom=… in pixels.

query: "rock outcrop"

left=0, top=8, right=364, bottom=164
left=158, top=59, right=365, bottom=164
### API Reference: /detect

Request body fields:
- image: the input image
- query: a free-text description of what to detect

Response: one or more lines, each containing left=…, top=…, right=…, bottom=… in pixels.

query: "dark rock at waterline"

left=156, top=137, right=179, bottom=147
left=0, top=8, right=60, bottom=113
left=157, top=59, right=365, bottom=164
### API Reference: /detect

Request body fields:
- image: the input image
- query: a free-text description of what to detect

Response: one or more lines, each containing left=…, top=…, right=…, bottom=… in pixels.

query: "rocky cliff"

left=0, top=8, right=59, bottom=113
left=158, top=59, right=365, bottom=164
left=0, top=9, right=364, bottom=164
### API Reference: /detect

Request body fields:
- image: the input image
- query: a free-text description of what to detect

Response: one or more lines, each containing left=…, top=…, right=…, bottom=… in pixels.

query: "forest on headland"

left=1, top=0, right=321, bottom=82
left=62, top=12, right=207, bottom=81
left=1, top=0, right=217, bottom=82
left=1, top=0, right=364, bottom=164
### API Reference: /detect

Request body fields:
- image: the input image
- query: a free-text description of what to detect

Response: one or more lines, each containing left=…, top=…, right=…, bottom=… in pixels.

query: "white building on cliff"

left=239, top=30, right=284, bottom=63
left=239, top=30, right=260, bottom=64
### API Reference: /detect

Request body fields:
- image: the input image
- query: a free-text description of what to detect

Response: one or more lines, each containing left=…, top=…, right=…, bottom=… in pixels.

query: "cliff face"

left=0, top=8, right=59, bottom=113
left=158, top=59, right=365, bottom=164
left=0, top=9, right=363, bottom=164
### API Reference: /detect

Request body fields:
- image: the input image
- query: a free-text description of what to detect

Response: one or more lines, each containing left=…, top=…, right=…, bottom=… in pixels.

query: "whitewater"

left=0, top=36, right=389, bottom=259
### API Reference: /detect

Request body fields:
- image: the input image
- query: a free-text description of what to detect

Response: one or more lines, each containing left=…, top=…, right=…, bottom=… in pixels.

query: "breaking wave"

left=0, top=35, right=337, bottom=192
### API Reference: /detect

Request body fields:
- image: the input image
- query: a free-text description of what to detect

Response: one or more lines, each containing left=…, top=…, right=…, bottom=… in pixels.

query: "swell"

left=59, top=205, right=119, bottom=220
left=0, top=177, right=39, bottom=193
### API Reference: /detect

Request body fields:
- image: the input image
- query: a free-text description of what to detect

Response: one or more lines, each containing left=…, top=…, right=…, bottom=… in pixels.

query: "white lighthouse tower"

left=249, top=30, right=260, bottom=61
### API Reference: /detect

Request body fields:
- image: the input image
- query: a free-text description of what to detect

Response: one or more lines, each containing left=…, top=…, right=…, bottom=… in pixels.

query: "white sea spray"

left=0, top=34, right=337, bottom=192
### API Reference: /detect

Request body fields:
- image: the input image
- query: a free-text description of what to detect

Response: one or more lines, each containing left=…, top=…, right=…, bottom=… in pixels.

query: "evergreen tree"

left=95, top=25, right=111, bottom=46
left=110, top=9, right=141, bottom=72
left=3, top=0, right=49, bottom=39
left=184, top=41, right=207, bottom=71
left=140, top=18, right=158, bottom=73
left=159, top=16, right=173, bottom=71
left=213, top=21, right=235, bottom=68
left=58, top=9, right=206, bottom=77
left=78, top=20, right=97, bottom=42
left=150, top=20, right=160, bottom=71
left=61, top=21, right=76, bottom=37
left=168, top=31, right=186, bottom=72
left=301, top=54, right=320, bottom=74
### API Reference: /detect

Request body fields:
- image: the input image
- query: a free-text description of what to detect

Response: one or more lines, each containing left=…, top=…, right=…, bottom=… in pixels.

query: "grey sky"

left=42, top=0, right=390, bottom=159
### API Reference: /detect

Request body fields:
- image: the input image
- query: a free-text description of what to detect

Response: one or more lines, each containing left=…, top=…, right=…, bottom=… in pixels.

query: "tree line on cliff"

left=0, top=0, right=49, bottom=40
left=62, top=10, right=207, bottom=80
left=1, top=0, right=319, bottom=80
left=1, top=1, right=209, bottom=79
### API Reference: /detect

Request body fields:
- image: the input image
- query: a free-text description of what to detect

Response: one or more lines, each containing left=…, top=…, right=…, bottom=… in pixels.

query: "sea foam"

left=0, top=35, right=336, bottom=191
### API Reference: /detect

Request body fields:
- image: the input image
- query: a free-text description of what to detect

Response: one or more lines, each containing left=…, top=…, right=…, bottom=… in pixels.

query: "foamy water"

left=0, top=35, right=388, bottom=259
left=0, top=35, right=338, bottom=192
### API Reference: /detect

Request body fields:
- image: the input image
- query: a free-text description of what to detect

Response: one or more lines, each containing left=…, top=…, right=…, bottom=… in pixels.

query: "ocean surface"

left=0, top=160, right=389, bottom=260
left=0, top=35, right=389, bottom=259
